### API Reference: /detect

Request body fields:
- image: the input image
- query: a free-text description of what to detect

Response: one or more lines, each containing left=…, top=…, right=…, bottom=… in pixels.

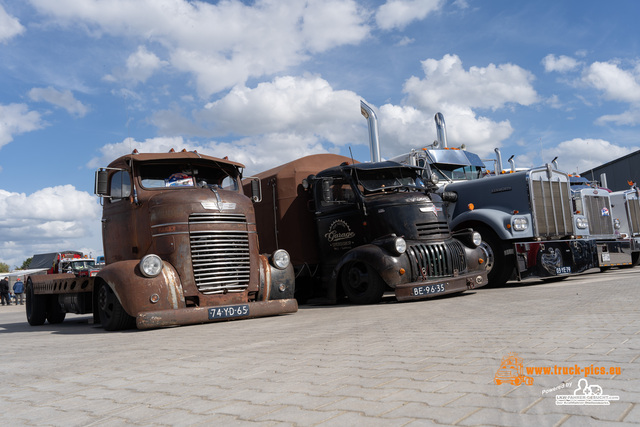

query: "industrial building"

left=580, top=149, right=640, bottom=191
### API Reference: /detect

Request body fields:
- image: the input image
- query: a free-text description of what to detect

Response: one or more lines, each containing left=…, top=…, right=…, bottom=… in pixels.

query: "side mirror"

left=250, top=177, right=262, bottom=203
left=322, top=179, right=333, bottom=202
left=95, top=169, right=109, bottom=196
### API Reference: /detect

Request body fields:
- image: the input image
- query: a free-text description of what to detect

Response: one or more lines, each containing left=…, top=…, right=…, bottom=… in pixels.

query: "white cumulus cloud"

left=0, top=186, right=102, bottom=268
left=199, top=75, right=363, bottom=140
left=28, top=87, right=89, bottom=117
left=30, top=0, right=371, bottom=98
left=519, top=138, right=639, bottom=175
left=0, top=5, right=24, bottom=43
left=104, top=46, right=167, bottom=84
left=542, top=54, right=581, bottom=73
left=376, top=0, right=444, bottom=31
left=0, top=103, right=45, bottom=149
left=403, top=54, right=539, bottom=111
left=582, top=61, right=640, bottom=103
left=377, top=103, right=513, bottom=159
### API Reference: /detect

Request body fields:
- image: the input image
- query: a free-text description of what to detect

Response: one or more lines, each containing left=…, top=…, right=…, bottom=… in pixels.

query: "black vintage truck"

left=247, top=153, right=488, bottom=304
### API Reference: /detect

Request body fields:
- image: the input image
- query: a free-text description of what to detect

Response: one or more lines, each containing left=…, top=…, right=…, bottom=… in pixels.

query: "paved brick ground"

left=0, top=267, right=638, bottom=426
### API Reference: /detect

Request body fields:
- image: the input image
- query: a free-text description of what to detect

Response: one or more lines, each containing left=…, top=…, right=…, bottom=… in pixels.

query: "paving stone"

left=0, top=269, right=637, bottom=426
left=457, top=407, right=568, bottom=426
left=316, top=411, right=418, bottom=426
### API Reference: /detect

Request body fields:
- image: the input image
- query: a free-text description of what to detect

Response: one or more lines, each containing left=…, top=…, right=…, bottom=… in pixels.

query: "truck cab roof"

left=316, top=160, right=413, bottom=177
left=108, top=151, right=246, bottom=170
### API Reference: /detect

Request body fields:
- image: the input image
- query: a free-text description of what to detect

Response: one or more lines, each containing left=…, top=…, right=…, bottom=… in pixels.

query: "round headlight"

left=512, top=217, right=528, bottom=231
left=576, top=217, right=589, bottom=229
left=430, top=172, right=439, bottom=185
left=472, top=231, right=482, bottom=247
left=394, top=237, right=407, bottom=255
left=272, top=249, right=290, bottom=270
left=614, top=218, right=621, bottom=229
left=140, top=254, right=163, bottom=278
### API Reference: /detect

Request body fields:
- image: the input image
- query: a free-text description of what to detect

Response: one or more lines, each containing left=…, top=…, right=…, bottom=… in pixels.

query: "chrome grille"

left=531, top=176, right=572, bottom=238
left=189, top=212, right=247, bottom=223
left=416, top=221, right=450, bottom=238
left=628, top=198, right=640, bottom=235
left=189, top=214, right=250, bottom=294
left=582, top=195, right=614, bottom=236
left=407, top=241, right=466, bottom=279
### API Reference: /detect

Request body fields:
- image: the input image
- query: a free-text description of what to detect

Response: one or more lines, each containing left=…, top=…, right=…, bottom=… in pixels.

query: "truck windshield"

left=430, top=164, right=483, bottom=181
left=62, top=260, right=96, bottom=272
left=356, top=167, right=425, bottom=194
left=138, top=162, right=239, bottom=191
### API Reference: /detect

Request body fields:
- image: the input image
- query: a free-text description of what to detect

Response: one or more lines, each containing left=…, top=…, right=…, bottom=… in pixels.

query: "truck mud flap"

left=514, top=239, right=598, bottom=280
left=135, top=298, right=298, bottom=330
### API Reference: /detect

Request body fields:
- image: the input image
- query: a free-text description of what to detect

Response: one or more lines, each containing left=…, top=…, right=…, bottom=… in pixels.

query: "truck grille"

left=582, top=195, right=614, bottom=236
left=407, top=241, right=466, bottom=279
left=628, top=198, right=640, bottom=235
left=530, top=176, right=572, bottom=238
left=416, top=221, right=450, bottom=238
left=189, top=214, right=250, bottom=294
left=189, top=212, right=247, bottom=223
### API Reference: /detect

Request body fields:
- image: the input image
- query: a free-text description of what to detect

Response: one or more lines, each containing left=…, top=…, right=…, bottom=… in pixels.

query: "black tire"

left=46, top=296, right=66, bottom=324
left=475, top=226, right=514, bottom=287
left=97, top=282, right=135, bottom=331
left=340, top=261, right=385, bottom=305
left=26, top=278, right=47, bottom=326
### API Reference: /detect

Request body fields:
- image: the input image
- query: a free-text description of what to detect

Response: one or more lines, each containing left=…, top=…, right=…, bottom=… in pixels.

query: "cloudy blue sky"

left=2, top=0, right=640, bottom=268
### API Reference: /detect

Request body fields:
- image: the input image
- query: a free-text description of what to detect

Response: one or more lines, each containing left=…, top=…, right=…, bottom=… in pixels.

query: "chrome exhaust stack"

left=360, top=100, right=381, bottom=162
left=434, top=112, right=448, bottom=148
left=508, top=155, right=515, bottom=172
left=494, top=148, right=503, bottom=174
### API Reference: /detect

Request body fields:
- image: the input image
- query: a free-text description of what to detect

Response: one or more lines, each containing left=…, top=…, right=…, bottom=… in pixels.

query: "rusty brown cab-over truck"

left=246, top=153, right=488, bottom=305
left=25, top=150, right=297, bottom=330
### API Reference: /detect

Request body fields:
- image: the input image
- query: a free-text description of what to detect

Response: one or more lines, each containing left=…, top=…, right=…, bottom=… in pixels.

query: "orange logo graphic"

left=494, top=353, right=534, bottom=386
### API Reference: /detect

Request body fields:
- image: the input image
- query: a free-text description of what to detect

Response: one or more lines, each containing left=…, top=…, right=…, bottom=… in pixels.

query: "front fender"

left=96, top=260, right=186, bottom=317
left=257, top=254, right=295, bottom=301
left=333, top=244, right=410, bottom=289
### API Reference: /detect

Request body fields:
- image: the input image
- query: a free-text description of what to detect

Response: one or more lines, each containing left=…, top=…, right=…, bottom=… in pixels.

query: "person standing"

left=0, top=277, right=10, bottom=306
left=13, top=277, right=25, bottom=305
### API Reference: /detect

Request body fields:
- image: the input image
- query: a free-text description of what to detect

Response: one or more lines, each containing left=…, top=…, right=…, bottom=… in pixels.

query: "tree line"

left=0, top=258, right=33, bottom=273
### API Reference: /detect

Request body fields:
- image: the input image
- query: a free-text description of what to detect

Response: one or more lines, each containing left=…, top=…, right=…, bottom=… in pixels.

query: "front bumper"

left=514, top=239, right=598, bottom=280
left=394, top=270, right=488, bottom=302
left=595, top=240, right=633, bottom=267
left=136, top=298, right=298, bottom=329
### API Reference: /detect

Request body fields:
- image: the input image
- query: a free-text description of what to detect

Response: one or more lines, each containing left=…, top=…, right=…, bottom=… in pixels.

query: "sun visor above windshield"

left=427, top=149, right=485, bottom=168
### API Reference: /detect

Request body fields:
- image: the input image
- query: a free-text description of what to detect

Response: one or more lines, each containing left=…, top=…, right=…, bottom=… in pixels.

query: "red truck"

left=29, top=251, right=101, bottom=277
